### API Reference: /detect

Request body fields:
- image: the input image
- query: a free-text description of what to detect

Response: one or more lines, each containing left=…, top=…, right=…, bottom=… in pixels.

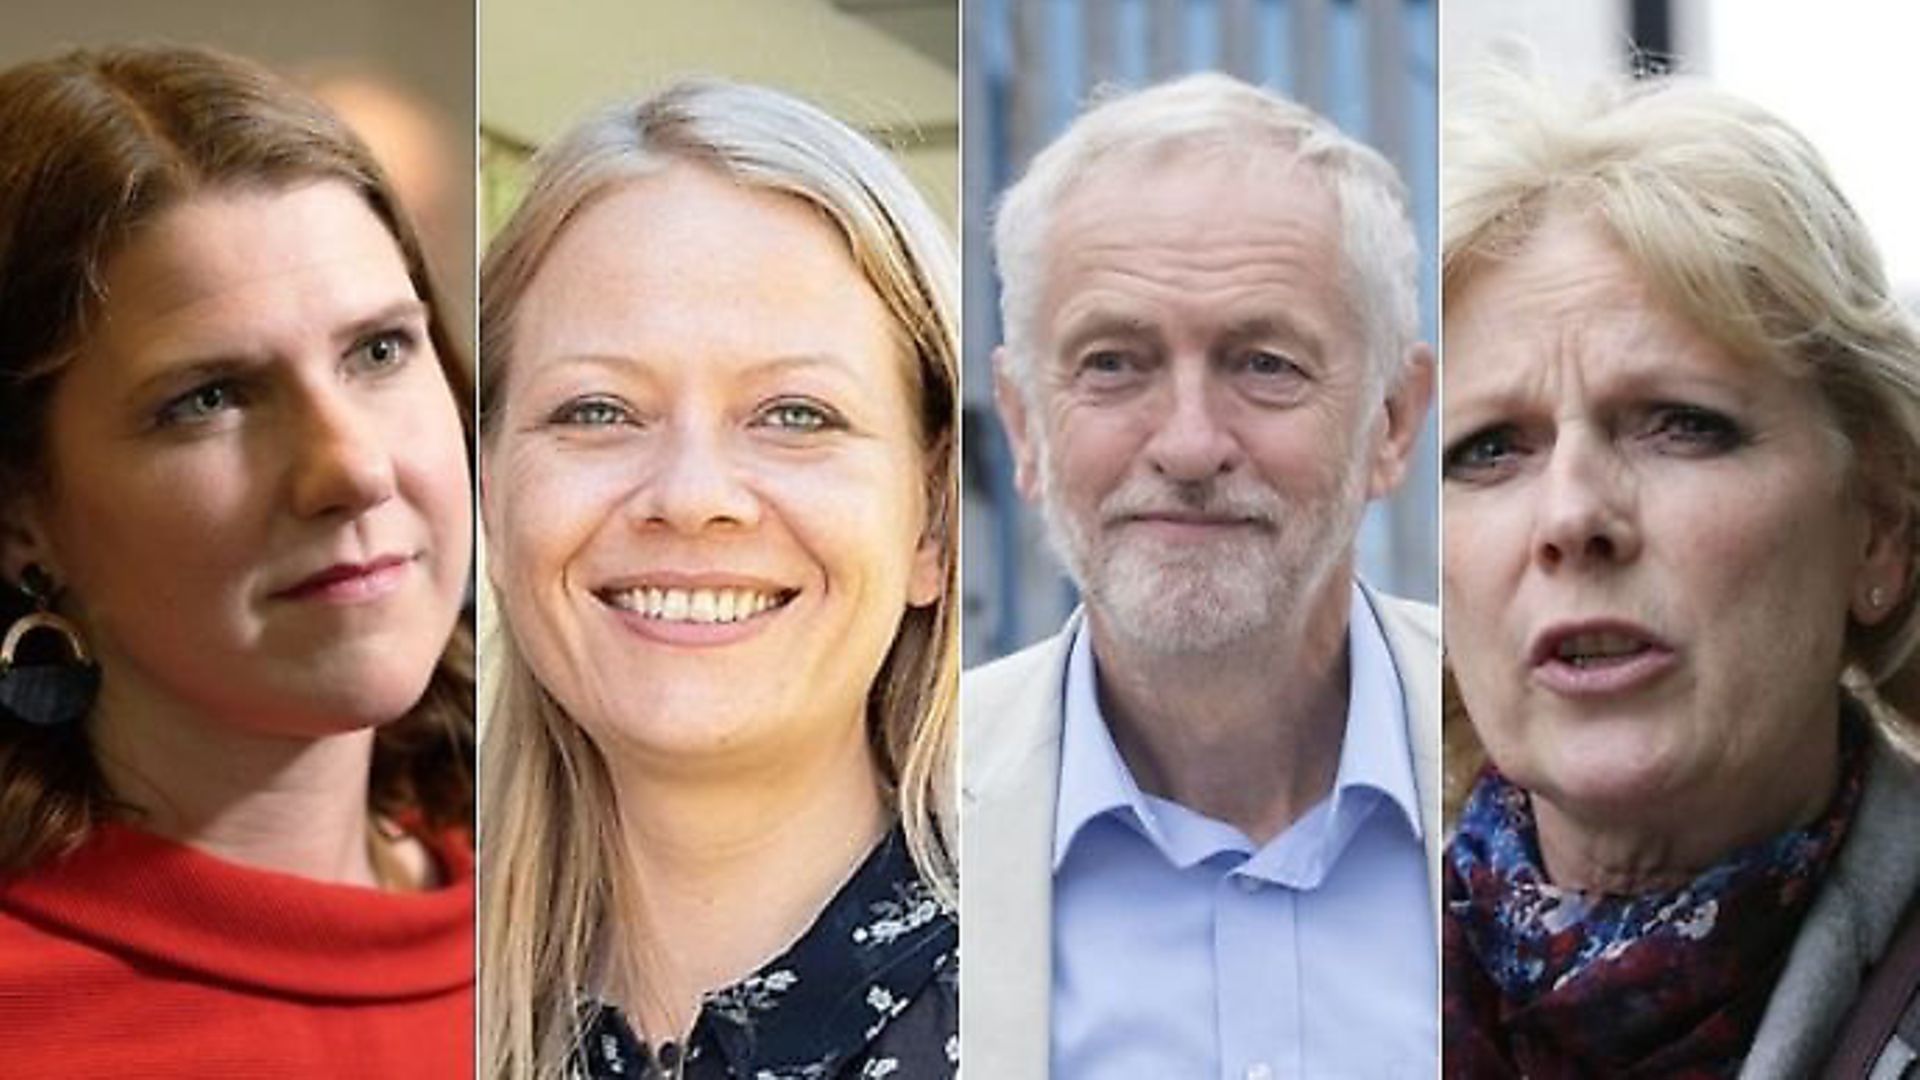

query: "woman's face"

left=484, top=166, right=941, bottom=772
left=1442, top=214, right=1905, bottom=836
left=17, top=180, right=472, bottom=735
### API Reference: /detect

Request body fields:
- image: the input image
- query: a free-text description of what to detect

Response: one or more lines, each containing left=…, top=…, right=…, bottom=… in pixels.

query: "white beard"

left=1036, top=437, right=1367, bottom=655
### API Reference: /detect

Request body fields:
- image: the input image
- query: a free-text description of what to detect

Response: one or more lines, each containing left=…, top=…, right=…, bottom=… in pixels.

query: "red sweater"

left=0, top=823, right=473, bottom=1078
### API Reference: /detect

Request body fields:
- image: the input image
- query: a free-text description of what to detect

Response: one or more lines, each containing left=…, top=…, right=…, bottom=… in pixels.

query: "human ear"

left=1366, top=343, right=1436, bottom=498
left=907, top=529, right=944, bottom=609
left=992, top=346, right=1043, bottom=503
left=905, top=437, right=950, bottom=610
left=1850, top=490, right=1911, bottom=627
left=0, top=496, right=59, bottom=590
left=476, top=455, right=510, bottom=598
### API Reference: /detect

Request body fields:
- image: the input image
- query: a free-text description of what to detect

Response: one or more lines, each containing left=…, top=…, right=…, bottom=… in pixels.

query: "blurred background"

left=1, top=0, right=476, bottom=352
left=1445, top=0, right=1920, bottom=306
left=480, top=0, right=958, bottom=237
left=963, top=0, right=1439, bottom=664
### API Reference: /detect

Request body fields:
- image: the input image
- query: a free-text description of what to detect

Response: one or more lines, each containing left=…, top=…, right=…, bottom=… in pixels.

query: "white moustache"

left=1097, top=478, right=1285, bottom=526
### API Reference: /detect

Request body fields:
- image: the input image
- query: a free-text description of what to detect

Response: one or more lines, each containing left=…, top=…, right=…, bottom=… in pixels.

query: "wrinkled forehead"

left=106, top=180, right=408, bottom=317
left=1447, top=208, right=1648, bottom=322
left=1035, top=146, right=1352, bottom=336
left=1051, top=139, right=1326, bottom=233
left=1447, top=185, right=1600, bottom=288
left=1451, top=198, right=1801, bottom=384
left=1446, top=209, right=1850, bottom=471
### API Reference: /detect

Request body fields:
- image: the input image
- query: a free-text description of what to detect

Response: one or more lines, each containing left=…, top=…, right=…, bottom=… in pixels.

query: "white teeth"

left=604, top=586, right=785, bottom=624
left=1557, top=631, right=1647, bottom=665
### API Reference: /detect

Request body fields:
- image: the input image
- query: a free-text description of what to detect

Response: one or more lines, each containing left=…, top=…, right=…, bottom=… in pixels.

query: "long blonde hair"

left=478, top=79, right=959, bottom=1079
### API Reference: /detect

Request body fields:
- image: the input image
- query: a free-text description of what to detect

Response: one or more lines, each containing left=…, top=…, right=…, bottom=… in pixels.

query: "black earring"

left=0, top=565, right=99, bottom=727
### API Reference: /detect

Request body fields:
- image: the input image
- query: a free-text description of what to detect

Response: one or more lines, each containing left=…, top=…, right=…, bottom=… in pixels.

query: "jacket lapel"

left=960, top=617, right=1077, bottom=1079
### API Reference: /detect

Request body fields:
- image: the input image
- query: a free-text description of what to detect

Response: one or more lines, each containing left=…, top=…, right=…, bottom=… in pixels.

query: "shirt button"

left=1246, top=1064, right=1274, bottom=1080
left=1234, top=875, right=1262, bottom=894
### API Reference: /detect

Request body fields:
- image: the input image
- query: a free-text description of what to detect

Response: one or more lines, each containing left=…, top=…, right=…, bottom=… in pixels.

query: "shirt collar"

left=1053, top=612, right=1152, bottom=870
left=576, top=824, right=955, bottom=1078
left=1053, top=583, right=1424, bottom=872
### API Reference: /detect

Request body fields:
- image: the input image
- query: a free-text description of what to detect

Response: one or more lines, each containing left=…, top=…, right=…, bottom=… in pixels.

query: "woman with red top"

left=0, top=46, right=475, bottom=1078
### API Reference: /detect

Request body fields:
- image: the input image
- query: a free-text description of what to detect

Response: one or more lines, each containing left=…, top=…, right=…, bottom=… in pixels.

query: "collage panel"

left=0, top=1, right=477, bottom=1077
left=1441, top=3, right=1920, bottom=1077
left=476, top=3, right=961, bottom=1079
left=960, top=1, right=1441, bottom=1077
left=7, top=0, right=1917, bottom=1076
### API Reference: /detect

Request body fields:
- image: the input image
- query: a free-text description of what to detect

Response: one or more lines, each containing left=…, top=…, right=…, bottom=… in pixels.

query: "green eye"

left=764, top=403, right=827, bottom=430
left=757, top=399, right=843, bottom=433
left=550, top=397, right=634, bottom=426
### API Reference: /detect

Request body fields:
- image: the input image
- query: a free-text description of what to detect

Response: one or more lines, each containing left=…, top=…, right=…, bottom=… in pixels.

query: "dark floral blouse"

left=573, top=826, right=957, bottom=1080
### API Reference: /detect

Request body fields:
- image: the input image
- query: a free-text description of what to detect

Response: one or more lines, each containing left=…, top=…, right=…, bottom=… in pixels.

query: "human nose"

left=635, top=422, right=759, bottom=533
left=1142, top=365, right=1241, bottom=481
left=289, top=387, right=397, bottom=519
left=1532, top=430, right=1639, bottom=571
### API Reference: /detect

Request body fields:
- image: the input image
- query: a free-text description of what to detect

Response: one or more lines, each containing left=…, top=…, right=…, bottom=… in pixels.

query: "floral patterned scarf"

left=1443, top=716, right=1866, bottom=1079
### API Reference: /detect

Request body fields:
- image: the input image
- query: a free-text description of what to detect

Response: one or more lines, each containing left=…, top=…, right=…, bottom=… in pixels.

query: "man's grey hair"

left=993, top=71, right=1419, bottom=397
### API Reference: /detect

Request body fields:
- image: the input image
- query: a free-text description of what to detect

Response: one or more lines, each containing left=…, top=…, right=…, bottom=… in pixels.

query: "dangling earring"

left=0, top=565, right=99, bottom=727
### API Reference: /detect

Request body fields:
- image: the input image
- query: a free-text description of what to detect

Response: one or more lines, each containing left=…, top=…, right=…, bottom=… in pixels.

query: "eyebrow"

left=1445, top=359, right=1762, bottom=421
left=541, top=351, right=861, bottom=379
left=745, top=353, right=862, bottom=380
left=128, top=358, right=251, bottom=407
left=1216, top=314, right=1326, bottom=358
left=129, top=297, right=431, bottom=400
left=331, top=298, right=429, bottom=349
left=1055, top=312, right=1160, bottom=356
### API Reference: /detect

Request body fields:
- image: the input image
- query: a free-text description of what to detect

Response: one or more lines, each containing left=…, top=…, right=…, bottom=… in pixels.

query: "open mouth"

left=1530, top=620, right=1677, bottom=696
left=596, top=585, right=798, bottom=625
left=1552, top=630, right=1655, bottom=668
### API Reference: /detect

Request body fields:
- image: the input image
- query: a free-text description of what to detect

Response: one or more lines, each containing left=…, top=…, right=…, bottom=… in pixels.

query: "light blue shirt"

left=1051, top=585, right=1436, bottom=1079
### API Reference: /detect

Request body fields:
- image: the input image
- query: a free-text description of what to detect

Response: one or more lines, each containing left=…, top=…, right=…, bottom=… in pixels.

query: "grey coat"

left=1744, top=732, right=1920, bottom=1079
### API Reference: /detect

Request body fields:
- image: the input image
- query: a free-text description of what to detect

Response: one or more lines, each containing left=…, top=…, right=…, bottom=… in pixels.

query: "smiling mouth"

left=276, top=554, right=416, bottom=602
left=596, top=586, right=797, bottom=625
left=1116, top=513, right=1268, bottom=532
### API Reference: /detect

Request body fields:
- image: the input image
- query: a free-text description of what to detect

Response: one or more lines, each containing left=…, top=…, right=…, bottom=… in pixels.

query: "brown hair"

left=0, top=44, right=474, bottom=871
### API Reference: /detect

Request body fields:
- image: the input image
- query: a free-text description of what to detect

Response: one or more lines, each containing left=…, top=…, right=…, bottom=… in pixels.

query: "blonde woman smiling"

left=480, top=81, right=959, bottom=1080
